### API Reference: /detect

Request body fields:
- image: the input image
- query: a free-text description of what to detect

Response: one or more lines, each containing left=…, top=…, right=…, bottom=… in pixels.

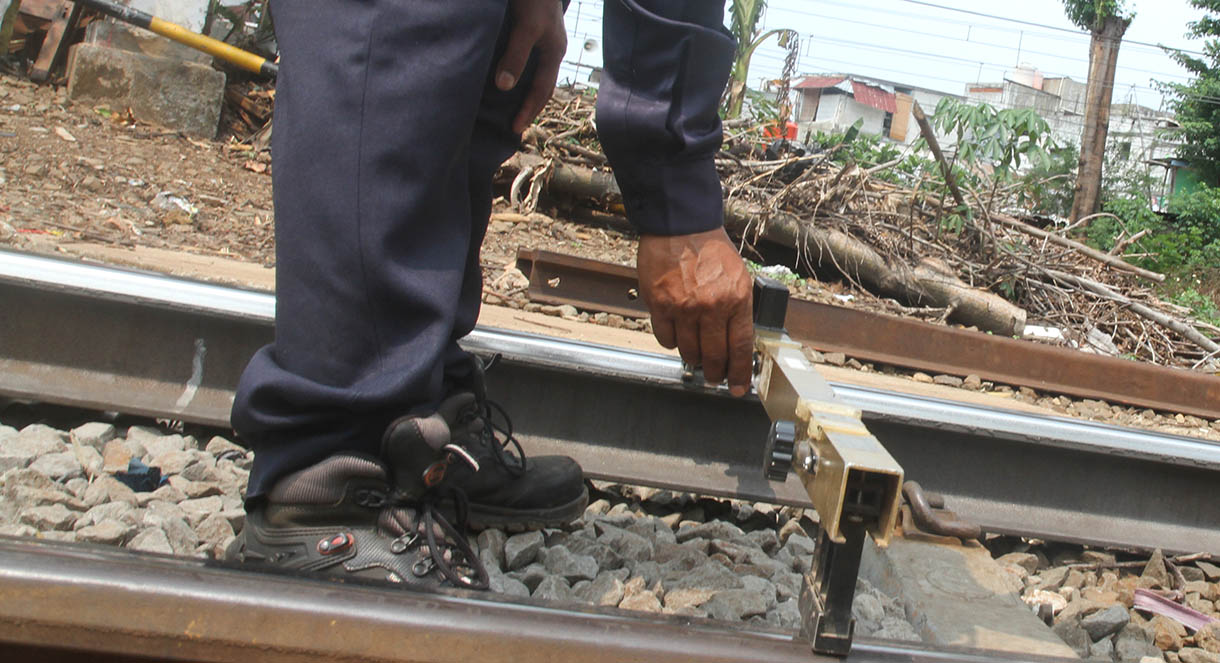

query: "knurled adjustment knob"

left=764, top=420, right=797, bottom=482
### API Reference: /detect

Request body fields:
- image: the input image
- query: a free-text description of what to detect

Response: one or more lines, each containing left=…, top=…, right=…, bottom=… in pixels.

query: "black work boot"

left=381, top=359, right=587, bottom=531
left=226, top=453, right=488, bottom=589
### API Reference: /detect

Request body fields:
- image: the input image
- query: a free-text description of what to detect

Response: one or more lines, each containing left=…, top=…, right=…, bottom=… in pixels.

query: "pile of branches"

left=504, top=88, right=1220, bottom=371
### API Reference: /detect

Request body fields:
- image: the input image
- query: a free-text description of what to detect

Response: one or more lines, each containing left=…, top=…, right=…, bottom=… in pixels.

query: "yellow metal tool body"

left=752, top=277, right=903, bottom=656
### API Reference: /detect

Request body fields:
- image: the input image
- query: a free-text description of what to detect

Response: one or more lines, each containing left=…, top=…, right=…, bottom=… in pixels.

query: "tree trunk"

left=1070, top=15, right=1128, bottom=223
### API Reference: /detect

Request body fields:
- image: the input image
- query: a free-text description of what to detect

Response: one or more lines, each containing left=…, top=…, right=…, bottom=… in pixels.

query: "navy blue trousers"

left=231, top=0, right=533, bottom=499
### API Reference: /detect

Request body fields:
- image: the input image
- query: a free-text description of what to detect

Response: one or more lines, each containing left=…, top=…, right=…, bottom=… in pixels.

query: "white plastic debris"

left=756, top=264, right=797, bottom=280
left=151, top=192, right=198, bottom=217
left=832, top=294, right=855, bottom=303
left=1022, top=325, right=1064, bottom=342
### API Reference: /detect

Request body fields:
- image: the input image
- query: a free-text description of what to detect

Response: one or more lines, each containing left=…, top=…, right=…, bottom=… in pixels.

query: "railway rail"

left=2, top=248, right=1218, bottom=554
left=0, top=248, right=1218, bottom=660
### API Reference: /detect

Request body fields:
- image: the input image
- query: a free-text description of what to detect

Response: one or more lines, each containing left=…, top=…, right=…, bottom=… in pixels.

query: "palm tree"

left=723, top=0, right=798, bottom=120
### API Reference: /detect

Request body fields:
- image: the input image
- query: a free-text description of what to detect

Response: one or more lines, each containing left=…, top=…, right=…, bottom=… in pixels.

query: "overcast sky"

left=560, top=0, right=1211, bottom=110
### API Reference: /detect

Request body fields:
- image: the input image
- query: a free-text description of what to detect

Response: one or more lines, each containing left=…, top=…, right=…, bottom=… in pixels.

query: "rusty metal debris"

left=900, top=481, right=982, bottom=541
left=515, top=249, right=1220, bottom=420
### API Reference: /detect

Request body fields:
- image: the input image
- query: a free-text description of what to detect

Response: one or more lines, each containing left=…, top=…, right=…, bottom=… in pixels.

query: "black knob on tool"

left=764, top=420, right=797, bottom=482
left=752, top=276, right=789, bottom=330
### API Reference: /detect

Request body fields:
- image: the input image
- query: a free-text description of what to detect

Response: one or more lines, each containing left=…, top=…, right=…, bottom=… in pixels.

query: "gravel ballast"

left=0, top=418, right=923, bottom=640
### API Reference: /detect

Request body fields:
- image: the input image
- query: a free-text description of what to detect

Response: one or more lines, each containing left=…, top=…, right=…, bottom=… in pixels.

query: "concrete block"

left=861, top=536, right=1079, bottom=658
left=67, top=42, right=224, bottom=138
left=85, top=21, right=210, bottom=65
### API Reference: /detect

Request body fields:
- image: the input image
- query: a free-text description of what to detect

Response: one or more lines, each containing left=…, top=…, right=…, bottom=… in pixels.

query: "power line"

left=894, top=0, right=1208, bottom=56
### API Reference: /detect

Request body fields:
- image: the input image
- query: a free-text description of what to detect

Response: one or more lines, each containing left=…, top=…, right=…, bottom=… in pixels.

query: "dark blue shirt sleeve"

left=595, top=0, right=735, bottom=236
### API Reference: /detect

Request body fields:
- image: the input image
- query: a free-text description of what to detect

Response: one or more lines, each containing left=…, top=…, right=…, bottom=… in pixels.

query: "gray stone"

left=504, top=530, right=544, bottom=571
left=77, top=501, right=138, bottom=529
left=63, top=478, right=89, bottom=500
left=205, top=436, right=246, bottom=457
left=38, top=531, right=77, bottom=542
left=1036, top=565, right=1071, bottom=591
left=626, top=517, right=676, bottom=546
left=28, top=451, right=84, bottom=481
left=1082, top=604, right=1130, bottom=642
left=703, top=589, right=770, bottom=621
left=128, top=527, right=174, bottom=554
left=653, top=542, right=707, bottom=569
left=20, top=503, right=77, bottom=530
left=783, top=533, right=817, bottom=558
left=1198, top=562, right=1220, bottom=582
left=675, top=521, right=745, bottom=543
left=626, top=560, right=664, bottom=587
left=741, top=575, right=778, bottom=609
left=766, top=598, right=802, bottom=630
left=666, top=561, right=745, bottom=591
left=196, top=513, right=235, bottom=546
left=506, top=563, right=549, bottom=593
left=180, top=460, right=219, bottom=484
left=136, top=483, right=187, bottom=506
left=489, top=574, right=530, bottom=598
left=876, top=616, right=921, bottom=642
left=1113, top=623, right=1160, bottom=662
left=1, top=467, right=56, bottom=491
left=67, top=43, right=224, bottom=138
left=76, top=519, right=135, bottom=545
left=853, top=592, right=887, bottom=632
left=774, top=571, right=803, bottom=601
left=561, top=536, right=625, bottom=571
left=541, top=546, right=599, bottom=583
left=663, top=587, right=717, bottom=611
left=584, top=499, right=611, bottom=517
left=220, top=508, right=245, bottom=534
left=745, top=529, right=780, bottom=554
left=8, top=486, right=86, bottom=511
left=84, top=477, right=138, bottom=506
left=997, top=552, right=1041, bottom=574
left=532, top=575, right=572, bottom=601
left=70, top=422, right=116, bottom=451
left=177, top=496, right=223, bottom=527
left=1054, top=620, right=1094, bottom=658
left=145, top=511, right=198, bottom=554
left=167, top=475, right=222, bottom=499
left=139, top=433, right=188, bottom=459
left=578, top=571, right=627, bottom=606
left=595, top=523, right=654, bottom=561
left=1142, top=549, right=1171, bottom=589
left=619, top=584, right=663, bottom=612
left=0, top=426, right=15, bottom=444
left=1182, top=567, right=1207, bottom=583
left=477, top=529, right=508, bottom=572
left=0, top=524, right=37, bottom=537
left=1090, top=635, right=1115, bottom=661
left=16, top=424, right=69, bottom=452
left=72, top=445, right=104, bottom=479
left=1181, top=648, right=1220, bottom=663
left=153, top=449, right=196, bottom=475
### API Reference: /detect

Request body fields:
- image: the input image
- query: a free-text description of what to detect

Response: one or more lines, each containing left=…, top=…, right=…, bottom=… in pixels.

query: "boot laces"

left=382, top=488, right=488, bottom=590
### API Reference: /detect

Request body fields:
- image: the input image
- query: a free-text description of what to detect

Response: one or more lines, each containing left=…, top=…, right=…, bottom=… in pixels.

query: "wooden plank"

left=29, top=0, right=80, bottom=82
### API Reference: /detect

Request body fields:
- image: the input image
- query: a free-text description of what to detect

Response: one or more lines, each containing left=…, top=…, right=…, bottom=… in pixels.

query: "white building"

left=792, top=74, right=962, bottom=147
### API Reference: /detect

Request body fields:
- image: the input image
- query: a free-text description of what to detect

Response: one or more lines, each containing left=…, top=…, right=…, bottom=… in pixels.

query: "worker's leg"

left=231, top=0, right=515, bottom=500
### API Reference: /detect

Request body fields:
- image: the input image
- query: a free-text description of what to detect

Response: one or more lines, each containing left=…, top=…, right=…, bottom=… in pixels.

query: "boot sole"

left=462, top=486, right=590, bottom=532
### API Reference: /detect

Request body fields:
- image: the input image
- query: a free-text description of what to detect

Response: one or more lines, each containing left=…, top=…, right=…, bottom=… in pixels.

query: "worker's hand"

left=637, top=228, right=755, bottom=397
left=497, top=0, right=567, bottom=134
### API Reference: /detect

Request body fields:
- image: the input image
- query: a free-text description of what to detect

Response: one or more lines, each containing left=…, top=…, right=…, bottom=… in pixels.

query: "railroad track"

left=0, top=248, right=1217, bottom=661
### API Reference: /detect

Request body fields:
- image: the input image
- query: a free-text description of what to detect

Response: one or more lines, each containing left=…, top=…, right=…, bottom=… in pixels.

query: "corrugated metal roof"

left=794, top=75, right=846, bottom=89
left=794, top=75, right=897, bottom=114
left=850, top=80, right=897, bottom=114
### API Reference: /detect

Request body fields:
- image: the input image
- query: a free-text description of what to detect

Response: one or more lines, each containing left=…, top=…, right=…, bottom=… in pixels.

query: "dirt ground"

left=2, top=72, right=1218, bottom=444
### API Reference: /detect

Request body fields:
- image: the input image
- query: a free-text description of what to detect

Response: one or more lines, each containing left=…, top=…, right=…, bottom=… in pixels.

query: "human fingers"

left=511, top=25, right=565, bottom=133
left=699, top=313, right=729, bottom=386
left=725, top=306, right=755, bottom=397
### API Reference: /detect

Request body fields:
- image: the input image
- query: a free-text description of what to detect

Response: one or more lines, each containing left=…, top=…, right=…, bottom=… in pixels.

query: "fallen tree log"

left=503, top=153, right=1027, bottom=336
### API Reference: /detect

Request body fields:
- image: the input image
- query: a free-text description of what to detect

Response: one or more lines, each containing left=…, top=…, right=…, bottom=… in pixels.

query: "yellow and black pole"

left=71, top=0, right=277, bottom=77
